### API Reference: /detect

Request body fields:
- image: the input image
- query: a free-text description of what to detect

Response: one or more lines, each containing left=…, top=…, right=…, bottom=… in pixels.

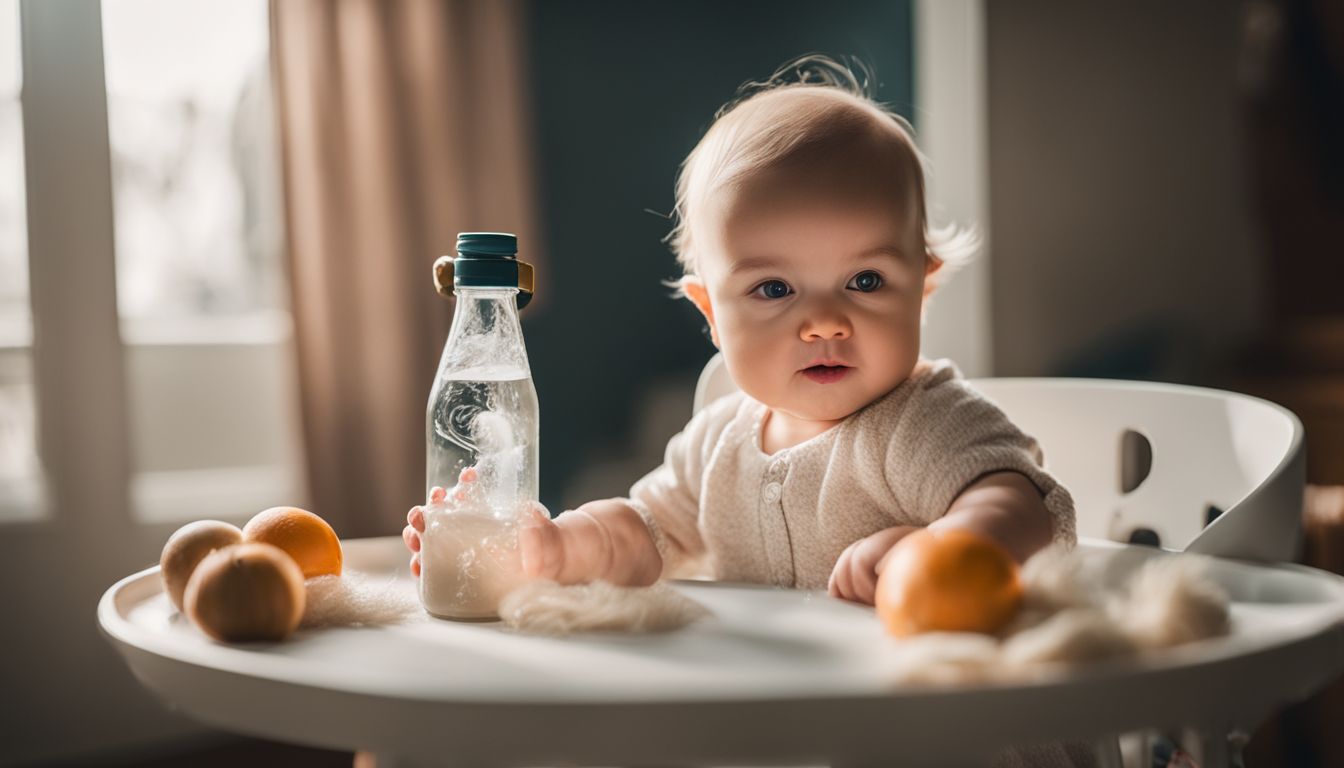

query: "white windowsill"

left=121, top=309, right=294, bottom=347
left=0, top=473, right=47, bottom=522
left=132, top=464, right=304, bottom=525
left=0, top=310, right=294, bottom=352
left=0, top=318, right=32, bottom=350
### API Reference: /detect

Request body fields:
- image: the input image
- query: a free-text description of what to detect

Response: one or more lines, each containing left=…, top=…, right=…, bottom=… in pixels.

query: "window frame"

left=12, top=0, right=305, bottom=529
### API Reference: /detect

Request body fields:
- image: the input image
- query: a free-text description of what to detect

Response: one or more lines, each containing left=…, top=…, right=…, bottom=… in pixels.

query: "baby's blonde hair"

left=665, top=55, right=976, bottom=300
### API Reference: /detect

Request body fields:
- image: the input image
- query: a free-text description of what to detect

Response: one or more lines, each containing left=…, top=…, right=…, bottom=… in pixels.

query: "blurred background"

left=1, top=0, right=1342, bottom=765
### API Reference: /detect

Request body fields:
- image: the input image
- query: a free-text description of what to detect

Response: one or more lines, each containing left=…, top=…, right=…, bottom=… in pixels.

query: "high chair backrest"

left=692, top=352, right=1305, bottom=563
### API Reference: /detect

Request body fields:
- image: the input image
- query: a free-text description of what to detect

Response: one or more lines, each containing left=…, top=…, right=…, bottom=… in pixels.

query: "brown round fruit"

left=184, top=542, right=306, bottom=643
left=160, top=520, right=244, bottom=612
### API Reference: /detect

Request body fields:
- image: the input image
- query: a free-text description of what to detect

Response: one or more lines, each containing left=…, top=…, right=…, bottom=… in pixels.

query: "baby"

left=404, top=56, right=1075, bottom=606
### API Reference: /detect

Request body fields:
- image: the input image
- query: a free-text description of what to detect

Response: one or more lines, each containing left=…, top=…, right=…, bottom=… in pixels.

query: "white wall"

left=984, top=1, right=1265, bottom=377
left=916, top=0, right=992, bottom=378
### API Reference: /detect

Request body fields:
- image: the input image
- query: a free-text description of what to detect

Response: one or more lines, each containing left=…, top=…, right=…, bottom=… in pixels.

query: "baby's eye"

left=751, top=280, right=793, bottom=300
left=847, top=270, right=884, bottom=293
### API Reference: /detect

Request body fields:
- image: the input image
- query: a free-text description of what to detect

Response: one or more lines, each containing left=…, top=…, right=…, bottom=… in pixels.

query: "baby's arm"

left=510, top=402, right=717, bottom=586
left=401, top=482, right=662, bottom=586
left=518, top=499, right=662, bottom=586
left=926, top=470, right=1054, bottom=562
left=406, top=397, right=729, bottom=585
left=832, top=366, right=1074, bottom=605
left=828, top=472, right=1053, bottom=605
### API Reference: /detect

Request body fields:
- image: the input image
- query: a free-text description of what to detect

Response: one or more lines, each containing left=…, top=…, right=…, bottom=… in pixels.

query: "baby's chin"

left=781, top=373, right=912, bottom=421
left=790, top=406, right=862, bottom=423
left=778, top=390, right=871, bottom=423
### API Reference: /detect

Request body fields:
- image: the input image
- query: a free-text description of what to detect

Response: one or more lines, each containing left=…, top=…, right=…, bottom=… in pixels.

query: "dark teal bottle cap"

left=433, top=232, right=535, bottom=310
left=456, top=232, right=518, bottom=257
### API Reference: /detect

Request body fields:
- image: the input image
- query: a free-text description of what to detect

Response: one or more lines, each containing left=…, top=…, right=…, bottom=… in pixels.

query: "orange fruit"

left=874, top=528, right=1023, bottom=637
left=242, top=507, right=342, bottom=579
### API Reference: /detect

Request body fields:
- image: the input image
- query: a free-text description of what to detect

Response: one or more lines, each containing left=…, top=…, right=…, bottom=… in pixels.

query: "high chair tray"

left=100, top=536, right=1344, bottom=767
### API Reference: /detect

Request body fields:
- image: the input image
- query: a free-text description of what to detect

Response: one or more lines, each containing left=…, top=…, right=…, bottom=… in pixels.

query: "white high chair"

left=99, top=359, right=1336, bottom=768
left=694, top=352, right=1306, bottom=563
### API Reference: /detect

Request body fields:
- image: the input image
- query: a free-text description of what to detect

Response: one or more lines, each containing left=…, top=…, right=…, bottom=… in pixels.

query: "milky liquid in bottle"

left=422, top=365, right=537, bottom=619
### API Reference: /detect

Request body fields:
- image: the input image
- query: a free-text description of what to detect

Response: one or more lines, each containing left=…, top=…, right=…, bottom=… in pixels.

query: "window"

left=0, top=0, right=40, bottom=520
left=0, top=0, right=22, bottom=329
left=3, top=0, right=304, bottom=524
left=101, top=0, right=302, bottom=522
left=103, top=0, right=282, bottom=327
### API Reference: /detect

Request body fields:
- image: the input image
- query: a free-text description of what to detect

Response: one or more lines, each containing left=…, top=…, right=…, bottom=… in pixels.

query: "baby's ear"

left=681, top=277, right=721, bottom=349
left=922, top=253, right=944, bottom=302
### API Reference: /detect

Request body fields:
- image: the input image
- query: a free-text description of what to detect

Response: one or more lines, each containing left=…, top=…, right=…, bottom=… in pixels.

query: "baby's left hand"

left=828, top=525, right=920, bottom=604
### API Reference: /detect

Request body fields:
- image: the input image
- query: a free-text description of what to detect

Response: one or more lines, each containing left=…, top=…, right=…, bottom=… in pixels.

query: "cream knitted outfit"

left=627, top=359, right=1077, bottom=585
left=624, top=359, right=1088, bottom=767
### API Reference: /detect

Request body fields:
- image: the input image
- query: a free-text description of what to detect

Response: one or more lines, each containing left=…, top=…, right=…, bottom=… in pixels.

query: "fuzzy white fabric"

left=298, top=572, right=710, bottom=634
left=880, top=632, right=1000, bottom=685
left=1114, top=555, right=1231, bottom=647
left=301, top=571, right=422, bottom=628
left=1001, top=610, right=1138, bottom=669
left=498, top=580, right=711, bottom=636
left=881, top=546, right=1231, bottom=685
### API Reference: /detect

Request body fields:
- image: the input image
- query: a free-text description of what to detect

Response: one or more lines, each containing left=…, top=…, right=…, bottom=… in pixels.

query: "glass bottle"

left=421, top=232, right=539, bottom=620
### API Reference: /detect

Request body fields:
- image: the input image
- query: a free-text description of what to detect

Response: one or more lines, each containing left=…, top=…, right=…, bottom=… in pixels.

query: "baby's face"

left=694, top=152, right=929, bottom=423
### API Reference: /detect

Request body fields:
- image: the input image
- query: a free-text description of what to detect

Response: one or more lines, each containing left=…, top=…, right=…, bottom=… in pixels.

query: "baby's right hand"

left=407, top=495, right=564, bottom=581
left=403, top=468, right=478, bottom=577
left=402, top=487, right=441, bottom=579
left=404, top=472, right=615, bottom=585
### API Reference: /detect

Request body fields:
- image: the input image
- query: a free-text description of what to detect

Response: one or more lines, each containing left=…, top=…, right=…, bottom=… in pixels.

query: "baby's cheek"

left=722, top=348, right=788, bottom=402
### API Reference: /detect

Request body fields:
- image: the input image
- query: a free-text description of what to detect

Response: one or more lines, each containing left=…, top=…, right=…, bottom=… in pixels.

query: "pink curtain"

left=271, top=0, right=542, bottom=536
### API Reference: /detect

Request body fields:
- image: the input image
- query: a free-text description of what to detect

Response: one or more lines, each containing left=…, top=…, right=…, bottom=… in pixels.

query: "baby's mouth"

left=800, top=364, right=852, bottom=384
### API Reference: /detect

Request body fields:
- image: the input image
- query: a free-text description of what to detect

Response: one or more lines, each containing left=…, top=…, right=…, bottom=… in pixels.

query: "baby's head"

left=669, top=56, right=973, bottom=423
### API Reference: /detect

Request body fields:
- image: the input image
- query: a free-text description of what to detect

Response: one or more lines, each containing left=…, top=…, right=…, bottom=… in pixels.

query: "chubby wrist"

left=867, top=524, right=920, bottom=553
left=548, top=507, right=609, bottom=583
left=553, top=499, right=661, bottom=586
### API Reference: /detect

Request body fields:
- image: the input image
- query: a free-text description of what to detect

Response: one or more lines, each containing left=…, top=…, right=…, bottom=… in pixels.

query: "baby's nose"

left=800, top=309, right=853, bottom=341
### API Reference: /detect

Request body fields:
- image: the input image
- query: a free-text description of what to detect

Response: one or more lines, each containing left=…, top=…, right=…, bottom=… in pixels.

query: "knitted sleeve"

left=885, top=365, right=1077, bottom=546
left=627, top=392, right=744, bottom=575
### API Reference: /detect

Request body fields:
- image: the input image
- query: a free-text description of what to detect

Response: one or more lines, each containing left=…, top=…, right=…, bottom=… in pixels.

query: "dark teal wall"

left=521, top=0, right=914, bottom=509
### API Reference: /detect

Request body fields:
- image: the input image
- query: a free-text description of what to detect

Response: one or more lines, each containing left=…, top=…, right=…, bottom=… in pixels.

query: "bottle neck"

left=442, top=288, right=531, bottom=377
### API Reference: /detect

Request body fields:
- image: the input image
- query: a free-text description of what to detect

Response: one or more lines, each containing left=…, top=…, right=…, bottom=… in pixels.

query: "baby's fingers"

left=829, top=567, right=852, bottom=601
left=403, top=523, right=421, bottom=553
left=407, top=505, right=425, bottom=532
left=829, top=542, right=858, bottom=600
left=847, top=553, right=878, bottom=605
left=409, top=552, right=421, bottom=578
